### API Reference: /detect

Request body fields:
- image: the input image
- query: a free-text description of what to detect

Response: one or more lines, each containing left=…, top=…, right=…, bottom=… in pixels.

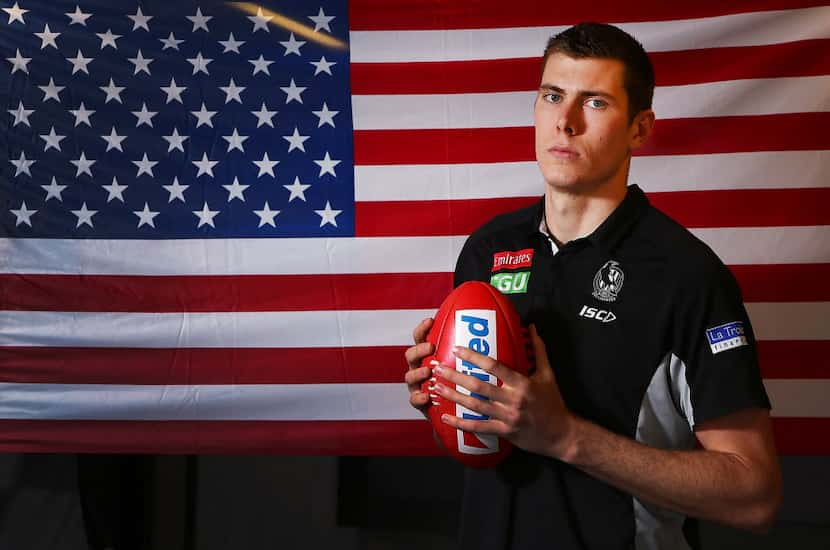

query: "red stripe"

left=1, top=341, right=826, bottom=385
left=353, top=114, right=830, bottom=165
left=731, top=264, right=830, bottom=303
left=0, top=346, right=412, bottom=384
left=351, top=40, right=830, bottom=94
left=0, top=419, right=440, bottom=455
left=354, top=188, right=830, bottom=236
left=4, top=262, right=827, bottom=313
left=0, top=417, right=824, bottom=455
left=0, top=273, right=452, bottom=312
left=349, top=0, right=826, bottom=30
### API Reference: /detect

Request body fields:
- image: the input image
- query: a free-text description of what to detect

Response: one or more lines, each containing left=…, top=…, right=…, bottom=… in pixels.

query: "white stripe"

left=0, top=383, right=422, bottom=421
left=765, top=380, right=830, bottom=418
left=2, top=226, right=828, bottom=276
left=1, top=303, right=826, bottom=348
left=0, top=236, right=467, bottom=275
left=352, top=76, right=830, bottom=129
left=747, top=302, right=830, bottom=341
left=350, top=7, right=830, bottom=62
left=691, top=226, right=830, bottom=265
left=0, top=309, right=436, bottom=348
left=355, top=152, right=830, bottom=201
left=0, top=380, right=826, bottom=421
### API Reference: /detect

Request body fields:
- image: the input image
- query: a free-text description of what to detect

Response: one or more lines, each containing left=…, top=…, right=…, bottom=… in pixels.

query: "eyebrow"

left=539, top=84, right=615, bottom=100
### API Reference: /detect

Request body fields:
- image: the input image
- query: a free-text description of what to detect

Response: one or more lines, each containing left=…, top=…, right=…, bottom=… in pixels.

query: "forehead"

left=541, top=53, right=627, bottom=95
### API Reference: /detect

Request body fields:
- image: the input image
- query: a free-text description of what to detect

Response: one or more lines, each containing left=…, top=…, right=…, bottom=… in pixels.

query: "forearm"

left=555, top=415, right=780, bottom=531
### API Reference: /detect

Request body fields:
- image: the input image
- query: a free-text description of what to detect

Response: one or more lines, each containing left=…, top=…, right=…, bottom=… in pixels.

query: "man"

left=404, top=22, right=781, bottom=550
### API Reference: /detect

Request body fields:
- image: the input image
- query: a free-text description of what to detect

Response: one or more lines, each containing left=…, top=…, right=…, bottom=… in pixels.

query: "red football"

left=421, top=281, right=531, bottom=468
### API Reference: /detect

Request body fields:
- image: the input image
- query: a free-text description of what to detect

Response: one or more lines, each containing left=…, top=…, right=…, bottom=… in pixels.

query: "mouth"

left=547, top=146, right=579, bottom=159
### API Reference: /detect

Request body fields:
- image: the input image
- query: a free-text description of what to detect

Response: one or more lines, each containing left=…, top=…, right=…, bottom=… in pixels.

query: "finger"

left=412, top=317, right=434, bottom=344
left=440, top=413, right=510, bottom=436
left=432, top=364, right=501, bottom=402
left=405, top=341, right=435, bottom=369
left=404, top=365, right=432, bottom=389
left=432, top=381, right=502, bottom=420
left=452, top=345, right=523, bottom=387
left=409, top=390, right=431, bottom=410
left=529, top=324, right=554, bottom=382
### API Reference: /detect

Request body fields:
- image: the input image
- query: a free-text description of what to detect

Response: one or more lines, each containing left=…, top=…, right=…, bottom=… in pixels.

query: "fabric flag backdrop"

left=0, top=0, right=828, bottom=455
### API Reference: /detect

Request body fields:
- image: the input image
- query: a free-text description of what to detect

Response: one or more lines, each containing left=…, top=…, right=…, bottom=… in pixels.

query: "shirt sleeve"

left=453, top=234, right=492, bottom=288
left=672, top=257, right=771, bottom=428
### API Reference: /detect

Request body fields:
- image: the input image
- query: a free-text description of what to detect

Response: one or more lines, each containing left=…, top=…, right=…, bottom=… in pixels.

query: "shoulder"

left=464, top=199, right=541, bottom=250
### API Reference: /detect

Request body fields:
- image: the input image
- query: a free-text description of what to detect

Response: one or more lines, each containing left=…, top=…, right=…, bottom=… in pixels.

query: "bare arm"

left=434, top=326, right=782, bottom=532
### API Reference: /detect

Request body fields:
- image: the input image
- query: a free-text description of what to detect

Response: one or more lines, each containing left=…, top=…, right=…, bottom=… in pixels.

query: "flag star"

left=283, top=127, right=310, bottom=153
left=219, top=78, right=245, bottom=104
left=69, top=102, right=94, bottom=127
left=310, top=56, right=336, bottom=76
left=128, top=50, right=153, bottom=75
left=251, top=102, right=277, bottom=128
left=133, top=153, right=158, bottom=177
left=40, top=127, right=66, bottom=152
left=280, top=79, right=306, bottom=104
left=132, top=102, right=157, bottom=127
left=70, top=151, right=96, bottom=177
left=161, top=77, right=187, bottom=103
left=66, top=5, right=92, bottom=26
left=72, top=203, right=97, bottom=228
left=219, top=33, right=244, bottom=53
left=187, top=7, right=212, bottom=32
left=103, top=177, right=128, bottom=202
left=253, top=152, right=279, bottom=178
left=39, top=78, right=64, bottom=102
left=35, top=24, right=60, bottom=49
left=11, top=201, right=36, bottom=227
left=223, top=128, right=248, bottom=152
left=223, top=177, right=249, bottom=202
left=314, top=151, right=341, bottom=177
left=96, top=29, right=121, bottom=49
left=315, top=201, right=342, bottom=227
left=101, top=126, right=127, bottom=152
left=42, top=177, right=67, bottom=201
left=10, top=151, right=34, bottom=177
left=193, top=202, right=219, bottom=228
left=68, top=50, right=93, bottom=74
left=187, top=52, right=212, bottom=75
left=284, top=176, right=311, bottom=202
left=8, top=101, right=33, bottom=127
left=160, top=32, right=184, bottom=50
left=163, top=128, right=189, bottom=153
left=134, top=203, right=159, bottom=228
left=190, top=103, right=217, bottom=128
left=279, top=33, right=306, bottom=56
left=3, top=2, right=27, bottom=24
left=6, top=49, right=31, bottom=74
left=248, top=6, right=273, bottom=32
left=163, top=177, right=188, bottom=203
left=308, top=7, right=335, bottom=33
left=253, top=202, right=280, bottom=228
left=312, top=102, right=339, bottom=128
left=128, top=7, right=153, bottom=31
left=193, top=152, right=219, bottom=177
left=100, top=78, right=125, bottom=103
left=249, top=55, right=274, bottom=76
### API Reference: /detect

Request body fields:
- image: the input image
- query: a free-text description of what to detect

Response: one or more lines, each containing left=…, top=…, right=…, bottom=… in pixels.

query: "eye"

left=542, top=92, right=562, bottom=104
left=586, top=98, right=607, bottom=109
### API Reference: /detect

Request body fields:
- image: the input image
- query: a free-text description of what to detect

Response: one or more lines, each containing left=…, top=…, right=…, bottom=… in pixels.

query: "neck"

left=543, top=180, right=628, bottom=245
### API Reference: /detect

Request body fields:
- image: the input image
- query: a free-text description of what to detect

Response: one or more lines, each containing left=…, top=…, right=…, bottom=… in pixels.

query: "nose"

left=556, top=101, right=579, bottom=136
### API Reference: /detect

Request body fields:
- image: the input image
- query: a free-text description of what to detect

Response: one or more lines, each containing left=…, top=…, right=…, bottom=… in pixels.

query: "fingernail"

left=434, top=383, right=444, bottom=393
left=441, top=414, right=449, bottom=423
left=433, top=365, right=443, bottom=375
left=451, top=346, right=460, bottom=354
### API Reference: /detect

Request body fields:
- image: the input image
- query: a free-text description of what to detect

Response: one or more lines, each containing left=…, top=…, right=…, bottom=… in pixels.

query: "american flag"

left=1, top=1, right=828, bottom=455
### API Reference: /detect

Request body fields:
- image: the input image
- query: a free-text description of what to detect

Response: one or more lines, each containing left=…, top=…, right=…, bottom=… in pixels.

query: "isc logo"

left=579, top=305, right=617, bottom=323
left=454, top=310, right=499, bottom=455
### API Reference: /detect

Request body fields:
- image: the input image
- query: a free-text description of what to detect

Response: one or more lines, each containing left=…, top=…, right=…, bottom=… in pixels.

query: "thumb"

left=528, top=324, right=554, bottom=382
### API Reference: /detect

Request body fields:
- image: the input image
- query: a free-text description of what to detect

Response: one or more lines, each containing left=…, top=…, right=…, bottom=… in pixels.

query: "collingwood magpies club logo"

left=592, top=260, right=624, bottom=302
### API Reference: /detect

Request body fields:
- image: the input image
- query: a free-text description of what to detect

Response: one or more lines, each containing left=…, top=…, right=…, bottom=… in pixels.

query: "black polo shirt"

left=453, top=185, right=770, bottom=550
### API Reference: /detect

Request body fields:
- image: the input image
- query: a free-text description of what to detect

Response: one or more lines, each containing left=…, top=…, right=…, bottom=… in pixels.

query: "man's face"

left=534, top=53, right=650, bottom=193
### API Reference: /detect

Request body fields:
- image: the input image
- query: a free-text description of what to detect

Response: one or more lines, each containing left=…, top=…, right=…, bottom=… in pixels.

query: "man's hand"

left=432, top=325, right=576, bottom=458
left=404, top=317, right=435, bottom=416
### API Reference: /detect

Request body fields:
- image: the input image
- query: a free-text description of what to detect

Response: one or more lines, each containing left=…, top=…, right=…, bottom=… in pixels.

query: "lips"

left=547, top=146, right=579, bottom=159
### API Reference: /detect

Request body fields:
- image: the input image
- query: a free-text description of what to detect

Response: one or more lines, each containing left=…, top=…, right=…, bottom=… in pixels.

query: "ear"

left=628, top=109, right=655, bottom=151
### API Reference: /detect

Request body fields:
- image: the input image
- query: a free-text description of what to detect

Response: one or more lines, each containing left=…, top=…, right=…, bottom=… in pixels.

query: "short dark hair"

left=542, top=22, right=654, bottom=122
